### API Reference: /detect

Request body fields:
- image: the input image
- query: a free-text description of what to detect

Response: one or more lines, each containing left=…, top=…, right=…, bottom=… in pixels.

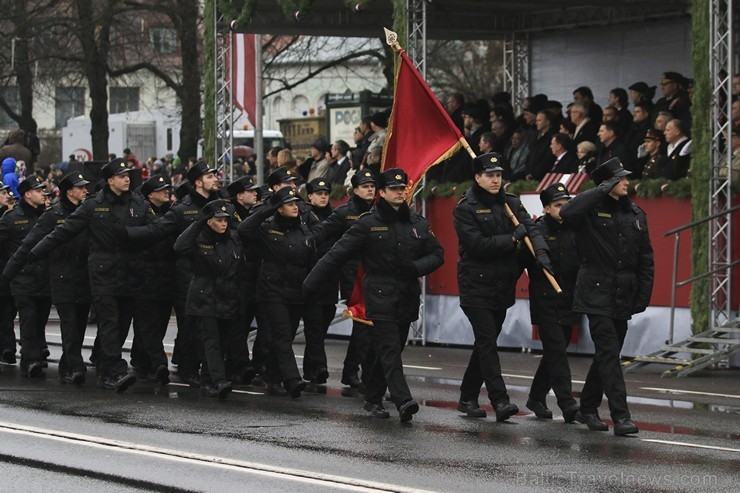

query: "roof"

left=230, top=0, right=690, bottom=39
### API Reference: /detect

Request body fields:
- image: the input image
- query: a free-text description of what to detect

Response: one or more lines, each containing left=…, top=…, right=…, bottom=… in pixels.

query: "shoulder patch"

left=268, top=229, right=284, bottom=236
left=370, top=226, right=389, bottom=232
left=475, top=208, right=492, bottom=214
left=597, top=212, right=612, bottom=218
left=182, top=210, right=199, bottom=215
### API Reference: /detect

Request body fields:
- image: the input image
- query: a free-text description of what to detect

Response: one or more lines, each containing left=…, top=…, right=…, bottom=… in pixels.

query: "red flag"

left=382, top=48, right=465, bottom=197
left=229, top=33, right=257, bottom=127
left=342, top=264, right=373, bottom=326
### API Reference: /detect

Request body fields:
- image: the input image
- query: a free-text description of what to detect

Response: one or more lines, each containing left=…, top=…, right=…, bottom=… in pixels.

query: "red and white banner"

left=230, top=33, right=257, bottom=128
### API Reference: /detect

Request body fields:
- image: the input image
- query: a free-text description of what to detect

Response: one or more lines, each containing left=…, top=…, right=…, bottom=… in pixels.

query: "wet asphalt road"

left=0, top=318, right=738, bottom=492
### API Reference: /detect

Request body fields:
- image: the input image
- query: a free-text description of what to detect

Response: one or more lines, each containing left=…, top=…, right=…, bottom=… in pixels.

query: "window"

left=55, top=87, right=85, bottom=128
left=110, top=87, right=140, bottom=114
left=150, top=27, right=177, bottom=54
left=0, top=86, right=21, bottom=128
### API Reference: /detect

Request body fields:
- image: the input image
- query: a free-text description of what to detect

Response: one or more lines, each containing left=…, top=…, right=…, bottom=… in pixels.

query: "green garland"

left=223, top=1, right=385, bottom=29
left=203, top=0, right=216, bottom=165
left=689, top=0, right=710, bottom=336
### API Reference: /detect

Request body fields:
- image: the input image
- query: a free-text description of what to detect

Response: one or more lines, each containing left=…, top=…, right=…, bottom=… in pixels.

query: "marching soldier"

left=303, top=168, right=444, bottom=422
left=301, top=178, right=335, bottom=384
left=266, top=166, right=319, bottom=227
left=560, top=157, right=654, bottom=436
left=174, top=199, right=245, bottom=399
left=30, top=159, right=154, bottom=391
left=453, top=153, right=551, bottom=421
left=227, top=175, right=260, bottom=221
left=4, top=172, right=91, bottom=384
left=525, top=183, right=580, bottom=422
left=0, top=176, right=53, bottom=377
left=0, top=180, right=18, bottom=364
left=310, top=169, right=377, bottom=389
left=131, top=175, right=174, bottom=384
left=239, top=187, right=316, bottom=398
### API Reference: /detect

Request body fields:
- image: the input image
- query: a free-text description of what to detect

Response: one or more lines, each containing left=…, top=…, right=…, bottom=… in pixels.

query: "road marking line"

left=167, top=382, right=265, bottom=396
left=502, top=373, right=585, bottom=384
left=639, top=387, right=740, bottom=400
left=0, top=421, right=436, bottom=493
left=403, top=365, right=442, bottom=371
left=641, top=438, right=740, bottom=453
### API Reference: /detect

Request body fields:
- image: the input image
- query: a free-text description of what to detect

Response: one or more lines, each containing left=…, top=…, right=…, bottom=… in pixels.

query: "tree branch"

left=108, top=62, right=182, bottom=95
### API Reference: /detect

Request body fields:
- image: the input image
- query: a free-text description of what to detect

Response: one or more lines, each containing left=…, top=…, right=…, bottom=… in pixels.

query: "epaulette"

left=357, top=211, right=372, bottom=220
left=506, top=192, right=519, bottom=198
left=630, top=202, right=645, bottom=215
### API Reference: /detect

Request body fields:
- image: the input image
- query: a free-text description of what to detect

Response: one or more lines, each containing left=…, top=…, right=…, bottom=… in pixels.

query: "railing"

left=664, top=204, right=740, bottom=343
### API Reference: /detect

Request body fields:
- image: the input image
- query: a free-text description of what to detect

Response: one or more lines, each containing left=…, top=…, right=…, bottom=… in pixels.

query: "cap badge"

left=395, top=174, right=402, bottom=180
left=364, top=172, right=370, bottom=177
left=319, top=181, right=325, bottom=186
left=289, top=190, right=294, bottom=196
left=159, top=177, right=164, bottom=182
left=78, top=174, right=83, bottom=179
left=557, top=186, right=565, bottom=191
left=491, top=157, right=498, bottom=163
left=120, top=163, right=125, bottom=167
left=221, top=206, right=226, bottom=211
left=287, top=170, right=292, bottom=175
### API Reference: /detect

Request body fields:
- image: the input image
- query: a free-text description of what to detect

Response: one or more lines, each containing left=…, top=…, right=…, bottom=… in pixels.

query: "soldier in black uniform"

left=174, top=199, right=244, bottom=399
left=266, top=167, right=319, bottom=228
left=301, top=178, right=335, bottom=384
left=0, top=176, right=52, bottom=377
left=0, top=180, right=18, bottom=365
left=525, top=183, right=580, bottom=422
left=310, top=170, right=377, bottom=389
left=304, top=168, right=444, bottom=422
left=30, top=158, right=154, bottom=391
left=453, top=153, right=551, bottom=421
left=126, top=160, right=241, bottom=387
left=227, top=176, right=260, bottom=221
left=4, top=172, right=91, bottom=384
left=560, top=157, right=654, bottom=436
left=130, top=175, right=174, bottom=385
left=239, top=187, right=315, bottom=398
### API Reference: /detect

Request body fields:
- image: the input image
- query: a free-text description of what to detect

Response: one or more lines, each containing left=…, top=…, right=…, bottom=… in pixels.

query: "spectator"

left=663, top=119, right=691, bottom=179
left=549, top=133, right=578, bottom=174
left=123, top=148, right=139, bottom=169
left=654, top=110, right=673, bottom=133
left=507, top=128, right=530, bottom=181
left=490, top=91, right=513, bottom=113
left=570, top=103, right=598, bottom=147
left=446, top=92, right=465, bottom=132
left=655, top=72, right=692, bottom=135
left=327, top=140, right=351, bottom=186
left=462, top=103, right=489, bottom=155
left=573, top=86, right=603, bottom=124
left=608, top=88, right=633, bottom=134
left=625, top=102, right=653, bottom=165
left=306, top=139, right=331, bottom=181
left=733, top=74, right=740, bottom=99
left=628, top=82, right=656, bottom=115
left=596, top=121, right=626, bottom=166
left=479, top=132, right=495, bottom=154
left=576, top=141, right=599, bottom=175
left=366, top=110, right=389, bottom=158
left=351, top=116, right=373, bottom=167
left=526, top=110, right=557, bottom=181
left=364, top=145, right=382, bottom=176
left=732, top=98, right=740, bottom=132
left=601, top=106, right=626, bottom=136
left=2, top=158, right=19, bottom=198
left=726, top=128, right=740, bottom=184
left=266, top=147, right=282, bottom=171
left=636, top=128, right=667, bottom=179
left=0, top=129, right=33, bottom=169
left=491, top=118, right=514, bottom=154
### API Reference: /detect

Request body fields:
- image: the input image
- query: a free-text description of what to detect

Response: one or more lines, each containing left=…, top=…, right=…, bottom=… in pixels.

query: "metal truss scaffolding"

left=407, top=0, right=427, bottom=344
left=213, top=6, right=237, bottom=182
left=709, top=0, right=736, bottom=333
left=503, top=33, right=529, bottom=114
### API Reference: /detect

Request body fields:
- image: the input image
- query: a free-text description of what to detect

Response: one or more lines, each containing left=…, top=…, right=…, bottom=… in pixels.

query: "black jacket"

left=174, top=219, right=243, bottom=319
left=0, top=201, right=50, bottom=297
left=312, top=194, right=373, bottom=300
left=453, top=185, right=547, bottom=309
left=304, top=199, right=444, bottom=323
left=30, top=187, right=153, bottom=296
left=137, top=200, right=176, bottom=301
left=527, top=129, right=557, bottom=180
left=551, top=151, right=579, bottom=174
left=4, top=198, right=89, bottom=304
left=308, top=203, right=338, bottom=305
left=238, top=202, right=317, bottom=305
left=526, top=215, right=580, bottom=325
left=559, top=187, right=654, bottom=319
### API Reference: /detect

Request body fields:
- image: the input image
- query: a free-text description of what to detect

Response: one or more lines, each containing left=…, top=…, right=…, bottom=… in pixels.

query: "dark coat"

left=0, top=129, right=32, bottom=167
left=573, top=119, right=599, bottom=147
left=526, top=215, right=580, bottom=325
left=137, top=200, right=176, bottom=301
left=304, top=199, right=444, bottom=323
left=559, top=187, right=654, bottom=320
left=238, top=203, right=317, bottom=305
left=597, top=138, right=627, bottom=166
left=174, top=219, right=243, bottom=319
left=527, top=129, right=557, bottom=180
left=453, top=185, right=547, bottom=309
left=30, top=187, right=154, bottom=296
left=312, top=194, right=373, bottom=300
left=0, top=201, right=50, bottom=297
left=3, top=198, right=89, bottom=304
left=551, top=151, right=579, bottom=174
left=309, top=203, right=338, bottom=305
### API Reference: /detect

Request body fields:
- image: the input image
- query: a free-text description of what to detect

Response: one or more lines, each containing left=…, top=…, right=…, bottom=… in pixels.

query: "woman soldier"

left=238, top=186, right=316, bottom=398
left=173, top=199, right=244, bottom=400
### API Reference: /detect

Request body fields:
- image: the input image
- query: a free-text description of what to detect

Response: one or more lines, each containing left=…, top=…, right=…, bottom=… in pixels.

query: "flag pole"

left=459, top=138, right=562, bottom=294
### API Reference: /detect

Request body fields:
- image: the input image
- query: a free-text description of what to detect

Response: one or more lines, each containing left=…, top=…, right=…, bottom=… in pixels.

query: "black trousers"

left=262, top=301, right=303, bottom=386
left=243, top=301, right=269, bottom=374
left=131, top=299, right=171, bottom=374
left=55, top=302, right=90, bottom=375
left=364, top=319, right=413, bottom=410
left=0, top=295, right=17, bottom=356
left=14, top=295, right=52, bottom=370
left=342, top=320, right=374, bottom=383
left=580, top=315, right=630, bottom=420
left=193, top=316, right=234, bottom=386
left=529, top=323, right=577, bottom=410
left=92, top=295, right=134, bottom=378
left=173, top=296, right=202, bottom=378
left=459, top=306, right=509, bottom=405
left=302, top=303, right=335, bottom=379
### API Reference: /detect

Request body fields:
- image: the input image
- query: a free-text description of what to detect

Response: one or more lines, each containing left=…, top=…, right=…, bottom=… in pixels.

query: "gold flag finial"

left=384, top=28, right=401, bottom=52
